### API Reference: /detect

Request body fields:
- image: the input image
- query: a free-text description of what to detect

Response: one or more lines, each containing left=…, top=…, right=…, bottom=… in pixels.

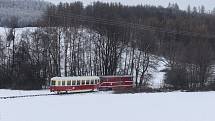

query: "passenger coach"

left=50, top=76, right=100, bottom=93
left=99, top=75, right=133, bottom=90
left=50, top=75, right=133, bottom=93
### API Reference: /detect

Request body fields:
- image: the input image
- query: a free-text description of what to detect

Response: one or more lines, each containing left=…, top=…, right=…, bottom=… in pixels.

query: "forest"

left=0, top=0, right=50, bottom=27
left=0, top=1, right=215, bottom=91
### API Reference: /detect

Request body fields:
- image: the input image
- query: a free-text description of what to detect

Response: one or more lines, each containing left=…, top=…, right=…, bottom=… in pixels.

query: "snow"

left=150, top=58, right=166, bottom=88
left=0, top=89, right=49, bottom=97
left=43, top=0, right=215, bottom=11
left=0, top=90, right=215, bottom=121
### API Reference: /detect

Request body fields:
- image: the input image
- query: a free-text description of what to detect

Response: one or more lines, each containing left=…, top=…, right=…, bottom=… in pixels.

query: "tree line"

left=0, top=2, right=215, bottom=90
left=0, top=0, right=50, bottom=27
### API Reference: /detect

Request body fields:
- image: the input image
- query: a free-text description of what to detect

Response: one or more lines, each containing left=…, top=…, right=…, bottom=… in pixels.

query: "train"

left=49, top=75, right=133, bottom=93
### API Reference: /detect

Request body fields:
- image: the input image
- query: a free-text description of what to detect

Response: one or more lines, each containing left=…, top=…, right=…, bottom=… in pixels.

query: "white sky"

left=44, top=0, right=215, bottom=11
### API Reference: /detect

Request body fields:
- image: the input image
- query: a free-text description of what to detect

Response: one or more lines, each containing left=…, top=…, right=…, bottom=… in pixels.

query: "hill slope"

left=0, top=0, right=50, bottom=27
left=43, top=0, right=215, bottom=11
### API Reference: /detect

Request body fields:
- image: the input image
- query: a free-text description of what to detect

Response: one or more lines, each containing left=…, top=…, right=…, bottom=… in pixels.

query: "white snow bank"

left=0, top=90, right=215, bottom=121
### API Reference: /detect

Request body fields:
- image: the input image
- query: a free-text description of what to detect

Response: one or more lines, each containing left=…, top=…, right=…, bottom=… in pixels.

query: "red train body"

left=49, top=75, right=133, bottom=93
left=99, top=76, right=133, bottom=90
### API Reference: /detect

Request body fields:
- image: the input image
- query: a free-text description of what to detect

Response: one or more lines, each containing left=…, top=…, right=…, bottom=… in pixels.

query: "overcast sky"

left=45, top=0, right=215, bottom=11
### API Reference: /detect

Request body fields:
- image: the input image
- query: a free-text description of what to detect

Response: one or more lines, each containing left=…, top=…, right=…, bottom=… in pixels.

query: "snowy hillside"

left=0, top=27, right=37, bottom=47
left=150, top=60, right=166, bottom=88
left=0, top=90, right=215, bottom=121
left=0, top=0, right=50, bottom=27
left=43, top=0, right=215, bottom=11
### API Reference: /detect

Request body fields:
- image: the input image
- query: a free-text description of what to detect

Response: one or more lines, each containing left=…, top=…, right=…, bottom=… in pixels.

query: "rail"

left=0, top=91, right=95, bottom=100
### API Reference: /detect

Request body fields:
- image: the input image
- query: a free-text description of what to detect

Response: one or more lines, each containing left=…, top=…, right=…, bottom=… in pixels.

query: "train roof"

left=100, top=75, right=133, bottom=78
left=51, top=76, right=100, bottom=81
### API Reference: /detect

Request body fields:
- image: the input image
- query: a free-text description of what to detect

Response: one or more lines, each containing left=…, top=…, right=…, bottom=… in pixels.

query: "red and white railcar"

left=99, top=75, right=133, bottom=90
left=50, top=76, right=100, bottom=93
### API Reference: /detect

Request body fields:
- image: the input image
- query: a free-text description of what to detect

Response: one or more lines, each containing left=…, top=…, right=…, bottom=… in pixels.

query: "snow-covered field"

left=0, top=90, right=215, bottom=121
left=0, top=89, right=49, bottom=97
left=44, top=0, right=215, bottom=11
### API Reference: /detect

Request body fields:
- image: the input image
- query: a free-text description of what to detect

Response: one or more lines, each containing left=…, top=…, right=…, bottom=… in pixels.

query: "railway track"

left=0, top=91, right=95, bottom=100
left=0, top=93, right=65, bottom=100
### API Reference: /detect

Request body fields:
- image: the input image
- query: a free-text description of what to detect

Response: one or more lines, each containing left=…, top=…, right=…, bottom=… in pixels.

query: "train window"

left=72, top=80, right=76, bottom=85
left=67, top=81, right=71, bottom=86
left=51, top=80, right=56, bottom=86
left=91, top=80, right=94, bottom=85
left=62, top=81, right=66, bottom=86
left=57, top=81, right=61, bottom=86
left=95, top=80, right=97, bottom=84
left=86, top=80, right=90, bottom=85
left=77, top=80, right=80, bottom=85
left=81, top=80, right=85, bottom=85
